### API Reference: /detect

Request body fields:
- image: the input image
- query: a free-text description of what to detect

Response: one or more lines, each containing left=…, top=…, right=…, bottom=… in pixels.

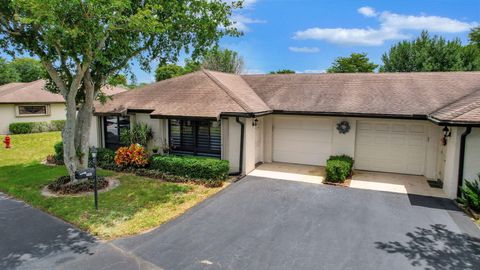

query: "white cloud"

left=379, top=12, right=477, bottom=33
left=293, top=7, right=478, bottom=46
left=294, top=27, right=407, bottom=46
left=231, top=14, right=265, bottom=32
left=288, top=46, right=320, bottom=53
left=358, top=6, right=377, bottom=17
left=243, top=0, right=257, bottom=8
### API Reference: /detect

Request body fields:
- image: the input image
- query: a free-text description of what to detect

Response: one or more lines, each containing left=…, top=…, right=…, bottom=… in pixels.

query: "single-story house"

left=89, top=70, right=480, bottom=199
left=0, top=79, right=126, bottom=134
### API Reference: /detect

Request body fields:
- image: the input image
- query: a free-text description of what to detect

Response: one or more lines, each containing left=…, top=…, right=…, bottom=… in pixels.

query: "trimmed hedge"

left=9, top=120, right=66, bottom=134
left=9, top=122, right=35, bottom=134
left=325, top=155, right=354, bottom=183
left=50, top=120, right=66, bottom=131
left=150, top=155, right=229, bottom=180
left=135, top=168, right=224, bottom=188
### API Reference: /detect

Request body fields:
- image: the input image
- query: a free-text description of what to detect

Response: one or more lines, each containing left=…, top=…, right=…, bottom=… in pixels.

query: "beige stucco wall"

left=464, top=127, right=480, bottom=183
left=0, top=103, right=66, bottom=135
left=443, top=127, right=462, bottom=199
left=133, top=113, right=166, bottom=153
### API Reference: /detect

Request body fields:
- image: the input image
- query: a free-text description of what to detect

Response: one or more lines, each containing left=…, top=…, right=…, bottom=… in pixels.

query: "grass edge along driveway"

left=0, top=132, right=226, bottom=240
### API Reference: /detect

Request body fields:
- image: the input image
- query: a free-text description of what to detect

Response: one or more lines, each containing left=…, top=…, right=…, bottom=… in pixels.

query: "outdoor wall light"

left=443, top=126, right=451, bottom=138
left=252, top=118, right=259, bottom=127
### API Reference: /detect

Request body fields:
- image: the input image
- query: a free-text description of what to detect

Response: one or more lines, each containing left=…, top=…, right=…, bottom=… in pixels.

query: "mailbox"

left=75, top=168, right=96, bottom=179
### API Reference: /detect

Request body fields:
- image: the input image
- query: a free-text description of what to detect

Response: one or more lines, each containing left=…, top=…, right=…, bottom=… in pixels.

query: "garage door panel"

left=355, top=121, right=427, bottom=175
left=273, top=117, right=332, bottom=166
left=273, top=129, right=331, bottom=143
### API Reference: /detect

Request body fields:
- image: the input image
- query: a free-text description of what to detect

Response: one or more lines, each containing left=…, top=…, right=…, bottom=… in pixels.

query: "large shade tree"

left=0, top=0, right=240, bottom=180
left=380, top=30, right=480, bottom=72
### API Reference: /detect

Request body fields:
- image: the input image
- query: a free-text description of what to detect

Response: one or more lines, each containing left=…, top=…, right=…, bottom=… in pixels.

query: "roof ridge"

left=202, top=69, right=252, bottom=113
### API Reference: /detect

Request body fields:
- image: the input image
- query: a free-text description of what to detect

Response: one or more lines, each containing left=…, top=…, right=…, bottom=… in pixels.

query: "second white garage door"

left=273, top=117, right=332, bottom=166
left=355, top=121, right=427, bottom=175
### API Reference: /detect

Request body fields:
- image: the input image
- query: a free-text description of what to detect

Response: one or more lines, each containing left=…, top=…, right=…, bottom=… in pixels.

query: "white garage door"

left=273, top=117, right=332, bottom=166
left=355, top=121, right=427, bottom=175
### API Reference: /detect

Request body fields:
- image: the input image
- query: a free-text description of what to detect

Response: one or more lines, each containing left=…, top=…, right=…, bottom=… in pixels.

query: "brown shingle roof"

left=95, top=70, right=261, bottom=119
left=0, top=80, right=127, bottom=104
left=94, top=70, right=480, bottom=124
left=430, top=89, right=480, bottom=124
left=242, top=72, right=480, bottom=118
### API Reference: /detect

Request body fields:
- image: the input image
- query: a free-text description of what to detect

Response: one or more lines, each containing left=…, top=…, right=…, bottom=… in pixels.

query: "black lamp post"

left=91, top=147, right=98, bottom=210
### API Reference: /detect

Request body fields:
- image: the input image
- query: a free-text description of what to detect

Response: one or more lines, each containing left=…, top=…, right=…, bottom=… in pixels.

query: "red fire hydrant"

left=3, top=135, right=11, bottom=149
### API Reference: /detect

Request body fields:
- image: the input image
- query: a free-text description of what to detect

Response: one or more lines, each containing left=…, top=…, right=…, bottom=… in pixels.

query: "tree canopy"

left=327, top=53, right=378, bottom=73
left=269, top=69, right=295, bottom=74
left=380, top=30, right=480, bottom=72
left=0, top=0, right=240, bottom=180
left=0, top=57, right=19, bottom=84
left=8, top=58, right=46, bottom=82
left=201, top=48, right=244, bottom=74
left=155, top=48, right=244, bottom=82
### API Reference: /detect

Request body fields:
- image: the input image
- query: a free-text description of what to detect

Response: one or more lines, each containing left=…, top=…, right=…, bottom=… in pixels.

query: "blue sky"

left=134, top=0, right=479, bottom=82
left=4, top=0, right=478, bottom=83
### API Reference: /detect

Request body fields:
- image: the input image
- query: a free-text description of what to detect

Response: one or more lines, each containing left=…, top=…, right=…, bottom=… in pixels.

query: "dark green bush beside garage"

left=150, top=155, right=230, bottom=180
left=325, top=155, right=354, bottom=183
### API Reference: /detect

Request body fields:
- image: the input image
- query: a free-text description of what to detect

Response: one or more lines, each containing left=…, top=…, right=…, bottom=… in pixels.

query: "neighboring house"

left=0, top=80, right=127, bottom=134
left=90, top=70, right=480, bottom=199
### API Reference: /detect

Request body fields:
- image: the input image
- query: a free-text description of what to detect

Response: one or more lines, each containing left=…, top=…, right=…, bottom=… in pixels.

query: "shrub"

left=50, top=120, right=66, bottom=131
left=47, top=176, right=109, bottom=194
left=458, top=178, right=480, bottom=212
left=325, top=155, right=354, bottom=183
left=135, top=168, right=224, bottom=188
left=9, top=120, right=66, bottom=134
left=114, top=144, right=149, bottom=168
left=54, top=141, right=64, bottom=164
left=120, top=123, right=153, bottom=147
left=150, top=155, right=229, bottom=180
left=9, top=122, right=34, bottom=134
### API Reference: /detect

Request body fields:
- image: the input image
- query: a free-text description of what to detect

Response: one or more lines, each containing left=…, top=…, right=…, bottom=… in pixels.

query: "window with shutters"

left=168, top=119, right=221, bottom=158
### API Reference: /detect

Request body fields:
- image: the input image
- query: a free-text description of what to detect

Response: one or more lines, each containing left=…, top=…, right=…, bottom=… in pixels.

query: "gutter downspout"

left=457, top=127, right=472, bottom=198
left=230, top=117, right=245, bottom=176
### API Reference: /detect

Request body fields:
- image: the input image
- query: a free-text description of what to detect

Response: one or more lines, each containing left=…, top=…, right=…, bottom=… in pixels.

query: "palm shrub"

left=458, top=177, right=480, bottom=212
left=120, top=123, right=153, bottom=147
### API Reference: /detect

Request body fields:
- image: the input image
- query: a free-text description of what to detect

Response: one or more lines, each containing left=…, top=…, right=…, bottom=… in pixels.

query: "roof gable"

left=0, top=80, right=127, bottom=104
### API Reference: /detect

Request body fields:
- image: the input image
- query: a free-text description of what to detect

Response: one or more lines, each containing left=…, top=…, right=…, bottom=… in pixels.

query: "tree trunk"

left=74, top=72, right=95, bottom=168
left=63, top=92, right=79, bottom=181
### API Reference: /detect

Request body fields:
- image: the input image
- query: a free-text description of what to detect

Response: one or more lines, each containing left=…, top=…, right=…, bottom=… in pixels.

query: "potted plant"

left=152, top=146, right=159, bottom=154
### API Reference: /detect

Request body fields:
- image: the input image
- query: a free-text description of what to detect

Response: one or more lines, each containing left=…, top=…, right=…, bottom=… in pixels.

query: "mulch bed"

left=42, top=176, right=120, bottom=197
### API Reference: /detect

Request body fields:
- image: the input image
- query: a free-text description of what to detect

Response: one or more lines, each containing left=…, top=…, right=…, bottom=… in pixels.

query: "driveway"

left=0, top=193, right=158, bottom=270
left=2, top=177, right=480, bottom=270
left=114, top=175, right=480, bottom=270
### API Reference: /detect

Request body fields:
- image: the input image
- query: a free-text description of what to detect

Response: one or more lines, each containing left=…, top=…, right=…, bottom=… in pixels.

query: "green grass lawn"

left=0, top=132, right=225, bottom=240
left=0, top=131, right=61, bottom=166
